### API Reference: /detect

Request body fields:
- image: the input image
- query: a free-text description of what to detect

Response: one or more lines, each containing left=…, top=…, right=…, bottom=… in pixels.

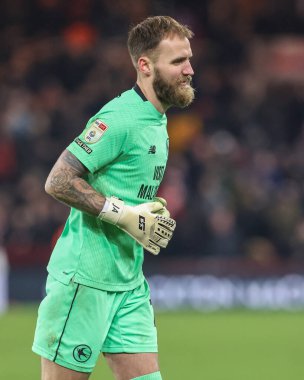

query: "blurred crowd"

left=0, top=0, right=304, bottom=265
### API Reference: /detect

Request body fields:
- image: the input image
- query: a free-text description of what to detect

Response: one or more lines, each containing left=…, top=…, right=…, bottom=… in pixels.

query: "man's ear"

left=137, top=56, right=153, bottom=76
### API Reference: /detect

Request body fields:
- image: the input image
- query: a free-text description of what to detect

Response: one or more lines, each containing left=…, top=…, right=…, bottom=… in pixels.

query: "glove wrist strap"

left=98, top=196, right=124, bottom=225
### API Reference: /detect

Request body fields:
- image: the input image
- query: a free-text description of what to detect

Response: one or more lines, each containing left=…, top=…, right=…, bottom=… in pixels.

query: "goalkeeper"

left=33, top=15, right=195, bottom=380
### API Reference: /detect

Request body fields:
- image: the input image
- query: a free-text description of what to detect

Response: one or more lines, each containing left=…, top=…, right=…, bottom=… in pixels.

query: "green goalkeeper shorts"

left=32, top=275, right=158, bottom=373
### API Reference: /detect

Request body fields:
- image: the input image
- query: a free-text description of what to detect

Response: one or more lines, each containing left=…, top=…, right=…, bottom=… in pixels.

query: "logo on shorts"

left=73, top=344, right=92, bottom=362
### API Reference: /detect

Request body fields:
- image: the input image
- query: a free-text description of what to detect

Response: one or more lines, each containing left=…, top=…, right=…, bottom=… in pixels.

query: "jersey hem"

left=47, top=267, right=145, bottom=292
left=47, top=267, right=73, bottom=285
left=73, top=273, right=145, bottom=292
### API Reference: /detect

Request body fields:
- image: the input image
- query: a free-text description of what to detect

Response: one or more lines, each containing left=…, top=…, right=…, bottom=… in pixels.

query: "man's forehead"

left=156, top=35, right=192, bottom=58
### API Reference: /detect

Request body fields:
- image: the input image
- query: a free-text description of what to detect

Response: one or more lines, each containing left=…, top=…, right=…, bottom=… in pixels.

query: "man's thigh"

left=41, top=358, right=90, bottom=380
left=105, top=353, right=159, bottom=380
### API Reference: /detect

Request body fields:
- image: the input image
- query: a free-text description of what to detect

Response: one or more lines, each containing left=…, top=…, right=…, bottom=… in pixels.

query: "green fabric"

left=47, top=88, right=168, bottom=291
left=32, top=275, right=158, bottom=373
left=131, top=371, right=162, bottom=380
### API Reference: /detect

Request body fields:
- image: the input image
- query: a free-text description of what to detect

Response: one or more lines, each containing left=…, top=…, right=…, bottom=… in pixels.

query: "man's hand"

left=154, top=197, right=171, bottom=218
left=98, top=196, right=176, bottom=255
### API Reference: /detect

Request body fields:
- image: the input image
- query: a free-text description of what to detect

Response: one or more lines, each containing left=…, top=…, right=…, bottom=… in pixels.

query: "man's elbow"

left=45, top=175, right=55, bottom=197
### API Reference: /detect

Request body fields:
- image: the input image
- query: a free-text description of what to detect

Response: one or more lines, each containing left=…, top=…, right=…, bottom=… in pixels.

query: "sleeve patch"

left=84, top=119, right=108, bottom=144
left=74, top=138, right=92, bottom=154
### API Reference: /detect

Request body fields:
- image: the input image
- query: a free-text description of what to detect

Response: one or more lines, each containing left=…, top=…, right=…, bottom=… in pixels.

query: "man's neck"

left=135, top=80, right=167, bottom=114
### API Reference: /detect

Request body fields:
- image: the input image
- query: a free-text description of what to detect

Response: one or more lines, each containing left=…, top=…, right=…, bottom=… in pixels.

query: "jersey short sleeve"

left=67, top=111, right=128, bottom=173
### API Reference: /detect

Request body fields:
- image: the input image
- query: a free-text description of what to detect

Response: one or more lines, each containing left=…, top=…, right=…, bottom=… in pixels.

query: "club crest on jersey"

left=84, top=119, right=108, bottom=144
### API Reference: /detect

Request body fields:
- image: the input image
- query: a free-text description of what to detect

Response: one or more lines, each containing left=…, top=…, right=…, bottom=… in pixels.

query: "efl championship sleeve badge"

left=84, top=119, right=108, bottom=144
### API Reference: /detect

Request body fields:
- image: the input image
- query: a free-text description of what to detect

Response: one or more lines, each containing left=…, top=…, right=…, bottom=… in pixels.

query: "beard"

left=152, top=68, right=195, bottom=109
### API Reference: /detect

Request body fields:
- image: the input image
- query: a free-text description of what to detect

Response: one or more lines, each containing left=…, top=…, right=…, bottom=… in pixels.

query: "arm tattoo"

left=46, top=150, right=105, bottom=216
left=61, top=150, right=86, bottom=173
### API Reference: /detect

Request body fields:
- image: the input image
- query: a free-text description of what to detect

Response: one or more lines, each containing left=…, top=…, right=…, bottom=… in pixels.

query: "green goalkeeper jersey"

left=47, top=85, right=169, bottom=291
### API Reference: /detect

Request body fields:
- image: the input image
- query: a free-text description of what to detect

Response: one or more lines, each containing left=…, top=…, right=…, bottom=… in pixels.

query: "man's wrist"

left=98, top=196, right=125, bottom=225
left=101, top=198, right=110, bottom=213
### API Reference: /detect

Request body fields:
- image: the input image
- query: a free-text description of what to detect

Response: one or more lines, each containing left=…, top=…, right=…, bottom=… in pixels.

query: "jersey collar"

left=133, top=83, right=165, bottom=118
left=133, top=83, right=148, bottom=102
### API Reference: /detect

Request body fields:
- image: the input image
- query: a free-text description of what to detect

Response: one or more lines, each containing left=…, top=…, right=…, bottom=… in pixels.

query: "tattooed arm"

left=45, top=150, right=106, bottom=216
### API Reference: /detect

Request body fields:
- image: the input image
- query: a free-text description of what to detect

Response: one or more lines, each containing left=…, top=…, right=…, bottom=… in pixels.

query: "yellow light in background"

left=167, top=113, right=203, bottom=152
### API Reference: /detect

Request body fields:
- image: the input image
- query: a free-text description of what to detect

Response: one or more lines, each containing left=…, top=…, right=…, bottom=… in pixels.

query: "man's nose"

left=183, top=62, right=194, bottom=76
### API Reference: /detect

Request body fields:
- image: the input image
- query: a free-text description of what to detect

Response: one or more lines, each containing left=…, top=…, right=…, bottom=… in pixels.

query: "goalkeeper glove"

left=153, top=197, right=171, bottom=217
left=98, top=196, right=176, bottom=255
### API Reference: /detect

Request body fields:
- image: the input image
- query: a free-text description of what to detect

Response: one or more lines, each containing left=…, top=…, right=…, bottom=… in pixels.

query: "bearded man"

left=32, top=15, right=195, bottom=380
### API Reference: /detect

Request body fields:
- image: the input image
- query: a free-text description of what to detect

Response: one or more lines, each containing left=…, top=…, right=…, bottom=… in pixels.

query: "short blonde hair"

left=127, top=16, right=194, bottom=65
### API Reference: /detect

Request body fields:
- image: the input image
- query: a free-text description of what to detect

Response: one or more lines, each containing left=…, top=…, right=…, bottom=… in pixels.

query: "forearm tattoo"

left=46, top=150, right=105, bottom=216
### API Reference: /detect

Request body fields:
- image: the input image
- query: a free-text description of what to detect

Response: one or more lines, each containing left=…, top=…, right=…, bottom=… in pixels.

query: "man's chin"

left=154, top=82, right=194, bottom=108
left=174, top=88, right=195, bottom=108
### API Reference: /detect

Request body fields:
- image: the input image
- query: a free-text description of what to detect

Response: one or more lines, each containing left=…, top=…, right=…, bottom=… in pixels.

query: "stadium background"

left=0, top=0, right=304, bottom=379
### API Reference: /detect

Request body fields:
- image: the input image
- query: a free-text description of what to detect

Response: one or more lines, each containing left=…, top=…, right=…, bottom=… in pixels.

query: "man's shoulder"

left=92, top=87, right=158, bottom=129
left=92, top=88, right=147, bottom=128
left=102, top=88, right=138, bottom=112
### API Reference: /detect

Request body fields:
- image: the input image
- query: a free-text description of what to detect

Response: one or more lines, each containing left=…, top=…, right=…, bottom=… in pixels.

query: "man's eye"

left=172, top=59, right=185, bottom=65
